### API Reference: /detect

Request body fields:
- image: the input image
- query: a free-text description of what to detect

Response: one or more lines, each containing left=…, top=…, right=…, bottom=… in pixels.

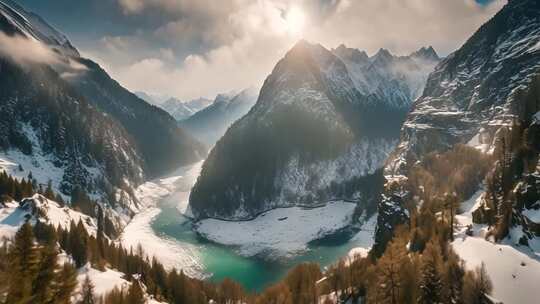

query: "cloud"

left=309, top=0, right=506, bottom=55
left=0, top=32, right=88, bottom=78
left=100, top=0, right=506, bottom=100
left=0, top=32, right=61, bottom=65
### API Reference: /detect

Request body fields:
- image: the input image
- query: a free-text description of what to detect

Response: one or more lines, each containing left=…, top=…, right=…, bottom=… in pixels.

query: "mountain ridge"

left=188, top=40, right=439, bottom=220
left=374, top=0, right=540, bottom=257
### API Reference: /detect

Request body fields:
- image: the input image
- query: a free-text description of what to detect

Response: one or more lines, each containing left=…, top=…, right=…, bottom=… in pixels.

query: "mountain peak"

left=0, top=0, right=79, bottom=57
left=288, top=39, right=325, bottom=57
left=410, top=46, right=440, bottom=61
left=372, top=48, right=393, bottom=61
left=333, top=44, right=369, bottom=63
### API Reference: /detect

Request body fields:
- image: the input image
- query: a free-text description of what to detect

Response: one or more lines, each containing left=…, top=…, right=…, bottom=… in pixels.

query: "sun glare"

left=285, top=6, right=306, bottom=36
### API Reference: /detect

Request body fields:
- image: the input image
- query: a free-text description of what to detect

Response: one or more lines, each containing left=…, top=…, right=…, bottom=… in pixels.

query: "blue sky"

left=16, top=0, right=505, bottom=99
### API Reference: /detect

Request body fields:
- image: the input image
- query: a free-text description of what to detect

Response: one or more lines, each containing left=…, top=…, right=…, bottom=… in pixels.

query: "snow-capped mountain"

left=333, top=44, right=439, bottom=110
left=373, top=2, right=540, bottom=299
left=135, top=92, right=213, bottom=121
left=184, top=97, right=213, bottom=113
left=180, top=88, right=258, bottom=145
left=188, top=41, right=439, bottom=220
left=159, top=97, right=213, bottom=121
left=0, top=0, right=78, bottom=57
left=134, top=91, right=169, bottom=105
left=0, top=0, right=205, bottom=233
left=160, top=97, right=195, bottom=121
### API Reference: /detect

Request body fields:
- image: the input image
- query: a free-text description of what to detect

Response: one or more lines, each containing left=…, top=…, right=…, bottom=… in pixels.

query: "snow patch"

left=77, top=265, right=129, bottom=297
left=120, top=161, right=206, bottom=278
left=276, top=139, right=396, bottom=206
left=0, top=194, right=97, bottom=239
left=523, top=206, right=540, bottom=223
left=194, top=201, right=357, bottom=257
left=453, top=190, right=540, bottom=304
left=120, top=207, right=205, bottom=279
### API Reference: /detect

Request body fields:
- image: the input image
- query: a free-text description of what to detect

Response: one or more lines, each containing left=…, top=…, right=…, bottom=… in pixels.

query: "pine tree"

left=418, top=242, right=443, bottom=304
left=33, top=242, right=59, bottom=304
left=418, top=258, right=442, bottom=304
left=126, top=281, right=145, bottom=304
left=69, top=220, right=88, bottom=268
left=6, top=222, right=40, bottom=304
left=44, top=180, right=56, bottom=200
left=444, top=193, right=459, bottom=241
left=372, top=237, right=407, bottom=304
left=79, top=275, right=96, bottom=304
left=444, top=252, right=465, bottom=304
left=96, top=206, right=106, bottom=260
left=0, top=238, right=10, bottom=301
left=256, top=282, right=293, bottom=304
left=51, top=263, right=79, bottom=304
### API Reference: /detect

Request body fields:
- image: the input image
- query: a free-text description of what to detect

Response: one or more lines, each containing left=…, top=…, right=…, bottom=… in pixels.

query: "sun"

left=285, top=6, right=306, bottom=36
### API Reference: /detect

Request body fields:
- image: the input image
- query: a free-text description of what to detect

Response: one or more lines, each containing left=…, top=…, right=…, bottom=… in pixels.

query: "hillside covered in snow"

left=371, top=0, right=540, bottom=302
left=0, top=0, right=205, bottom=235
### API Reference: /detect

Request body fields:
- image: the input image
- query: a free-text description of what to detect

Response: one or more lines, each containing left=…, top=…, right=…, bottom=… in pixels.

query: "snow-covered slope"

left=180, top=88, right=258, bottom=146
left=157, top=97, right=213, bottom=121
left=0, top=0, right=78, bottom=57
left=374, top=0, right=540, bottom=284
left=333, top=44, right=439, bottom=110
left=189, top=41, right=438, bottom=220
left=160, top=97, right=196, bottom=121
left=0, top=194, right=97, bottom=240
left=386, top=0, right=540, bottom=175
left=0, top=0, right=205, bottom=234
left=0, top=194, right=165, bottom=302
left=452, top=191, right=540, bottom=304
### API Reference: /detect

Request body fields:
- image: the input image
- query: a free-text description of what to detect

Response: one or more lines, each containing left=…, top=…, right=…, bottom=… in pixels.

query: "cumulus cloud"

left=100, top=0, right=506, bottom=100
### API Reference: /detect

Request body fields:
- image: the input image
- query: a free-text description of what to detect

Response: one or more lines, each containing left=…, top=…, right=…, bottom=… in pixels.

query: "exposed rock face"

left=374, top=0, right=540, bottom=254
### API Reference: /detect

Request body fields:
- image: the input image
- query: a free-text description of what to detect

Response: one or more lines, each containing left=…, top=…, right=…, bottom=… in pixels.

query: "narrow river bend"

left=122, top=161, right=375, bottom=292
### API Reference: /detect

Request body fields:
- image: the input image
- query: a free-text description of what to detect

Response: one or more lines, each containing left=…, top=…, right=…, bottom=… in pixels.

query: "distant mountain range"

left=180, top=88, right=259, bottom=146
left=188, top=40, right=440, bottom=220
left=135, top=92, right=213, bottom=121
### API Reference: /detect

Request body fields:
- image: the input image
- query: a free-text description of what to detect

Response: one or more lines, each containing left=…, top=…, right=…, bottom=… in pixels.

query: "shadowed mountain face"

left=66, top=58, right=206, bottom=178
left=0, top=0, right=205, bottom=229
left=374, top=0, right=540, bottom=254
left=188, top=41, right=439, bottom=220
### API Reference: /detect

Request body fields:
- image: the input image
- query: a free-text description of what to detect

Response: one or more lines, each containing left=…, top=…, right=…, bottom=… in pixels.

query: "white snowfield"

left=0, top=196, right=142, bottom=300
left=453, top=191, right=540, bottom=304
left=0, top=144, right=68, bottom=201
left=0, top=194, right=97, bottom=240
left=121, top=161, right=206, bottom=279
left=76, top=264, right=167, bottom=303
left=0, top=136, right=142, bottom=233
left=77, top=264, right=129, bottom=297
left=194, top=201, right=357, bottom=257
left=120, top=207, right=205, bottom=279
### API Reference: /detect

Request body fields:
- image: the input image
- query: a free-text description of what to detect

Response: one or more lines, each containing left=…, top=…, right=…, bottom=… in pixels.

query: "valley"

left=0, top=0, right=539, bottom=303
left=121, top=160, right=375, bottom=292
